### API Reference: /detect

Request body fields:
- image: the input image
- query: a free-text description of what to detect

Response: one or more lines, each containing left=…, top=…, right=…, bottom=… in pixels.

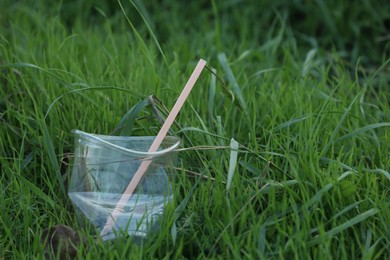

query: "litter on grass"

left=68, top=59, right=207, bottom=241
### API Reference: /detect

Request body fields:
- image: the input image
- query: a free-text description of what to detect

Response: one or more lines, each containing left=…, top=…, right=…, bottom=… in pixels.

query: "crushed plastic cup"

left=68, top=130, right=180, bottom=241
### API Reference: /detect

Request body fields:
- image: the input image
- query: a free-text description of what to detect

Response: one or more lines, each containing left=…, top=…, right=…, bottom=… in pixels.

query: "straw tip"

left=199, top=59, right=207, bottom=65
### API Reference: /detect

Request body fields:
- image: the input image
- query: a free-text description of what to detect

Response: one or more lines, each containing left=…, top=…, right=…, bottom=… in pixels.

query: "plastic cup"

left=68, top=130, right=180, bottom=241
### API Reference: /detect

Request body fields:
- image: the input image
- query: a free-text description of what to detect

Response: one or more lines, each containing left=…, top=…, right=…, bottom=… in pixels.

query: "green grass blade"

left=1, top=63, right=98, bottom=109
left=332, top=201, right=363, bottom=220
left=311, top=200, right=365, bottom=235
left=218, top=53, right=248, bottom=112
left=308, top=208, right=379, bottom=246
left=14, top=174, right=56, bottom=208
left=177, top=127, right=230, bottom=141
left=111, top=96, right=151, bottom=136
left=20, top=152, right=33, bottom=171
left=129, top=0, right=167, bottom=65
left=42, top=124, right=66, bottom=197
left=232, top=50, right=253, bottom=64
left=211, top=0, right=221, bottom=52
left=239, top=161, right=262, bottom=176
left=216, top=116, right=224, bottom=146
left=257, top=225, right=266, bottom=255
left=302, top=48, right=317, bottom=77
left=335, top=122, right=390, bottom=143
left=45, top=86, right=141, bottom=119
left=366, top=168, right=390, bottom=181
left=274, top=116, right=309, bottom=130
left=305, top=183, right=333, bottom=210
left=321, top=89, right=365, bottom=156
left=226, top=138, right=239, bottom=190
left=305, top=171, right=354, bottom=210
left=171, top=182, right=197, bottom=245
left=367, top=58, right=390, bottom=82
left=208, top=68, right=217, bottom=120
left=118, top=0, right=156, bottom=68
left=320, top=157, right=357, bottom=173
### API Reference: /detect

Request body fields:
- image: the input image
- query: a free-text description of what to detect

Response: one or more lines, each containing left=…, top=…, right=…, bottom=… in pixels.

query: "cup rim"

left=72, top=130, right=180, bottom=157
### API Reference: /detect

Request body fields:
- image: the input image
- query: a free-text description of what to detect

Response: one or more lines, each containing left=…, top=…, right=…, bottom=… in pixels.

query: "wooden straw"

left=100, top=59, right=207, bottom=237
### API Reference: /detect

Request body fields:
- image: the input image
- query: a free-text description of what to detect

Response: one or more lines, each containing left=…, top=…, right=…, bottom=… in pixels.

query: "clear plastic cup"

left=68, top=130, right=180, bottom=241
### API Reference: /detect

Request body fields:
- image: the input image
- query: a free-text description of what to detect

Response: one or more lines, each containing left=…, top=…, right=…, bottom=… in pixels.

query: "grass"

left=1, top=0, right=390, bottom=258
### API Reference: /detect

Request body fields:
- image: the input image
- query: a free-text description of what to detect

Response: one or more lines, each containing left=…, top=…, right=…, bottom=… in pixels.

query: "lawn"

left=1, top=0, right=390, bottom=259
